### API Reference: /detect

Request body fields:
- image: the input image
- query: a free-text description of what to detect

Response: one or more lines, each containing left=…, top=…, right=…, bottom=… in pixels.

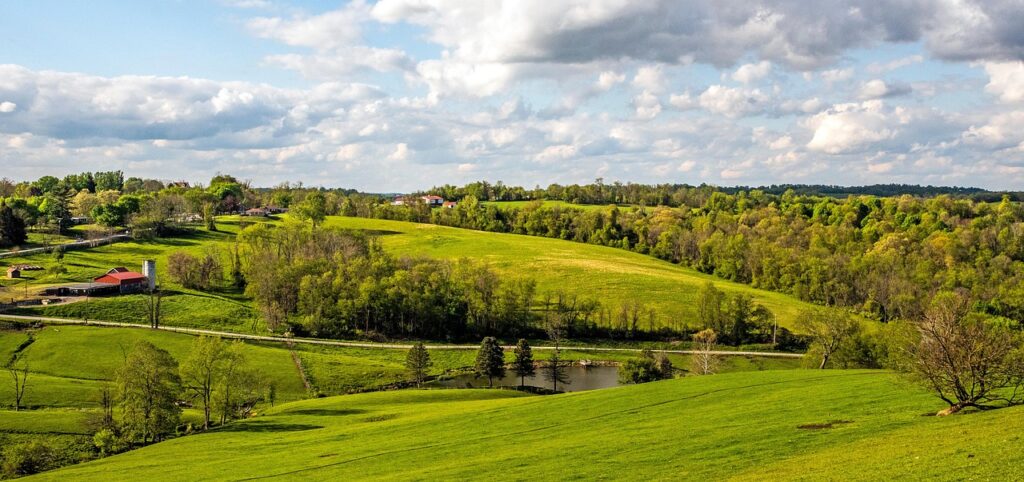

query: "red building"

left=93, top=267, right=149, bottom=294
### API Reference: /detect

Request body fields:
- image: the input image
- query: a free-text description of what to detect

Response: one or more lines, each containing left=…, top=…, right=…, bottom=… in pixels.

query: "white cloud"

left=731, top=61, right=771, bottom=84
left=963, top=111, right=1024, bottom=150
left=983, top=61, right=1024, bottom=103
left=698, top=85, right=768, bottom=118
left=805, top=101, right=896, bottom=154
left=0, top=101, right=15, bottom=113
left=596, top=71, right=626, bottom=91
left=858, top=79, right=912, bottom=100
left=632, top=90, right=662, bottom=120
left=632, top=65, right=666, bottom=93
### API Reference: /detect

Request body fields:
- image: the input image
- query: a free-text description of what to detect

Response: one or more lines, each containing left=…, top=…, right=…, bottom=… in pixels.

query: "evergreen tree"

left=405, top=342, right=432, bottom=387
left=0, top=202, right=27, bottom=248
left=544, top=349, right=571, bottom=392
left=512, top=339, right=535, bottom=387
left=474, top=337, right=505, bottom=387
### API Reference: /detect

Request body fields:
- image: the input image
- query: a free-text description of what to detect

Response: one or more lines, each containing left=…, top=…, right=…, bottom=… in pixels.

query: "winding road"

left=0, top=313, right=804, bottom=358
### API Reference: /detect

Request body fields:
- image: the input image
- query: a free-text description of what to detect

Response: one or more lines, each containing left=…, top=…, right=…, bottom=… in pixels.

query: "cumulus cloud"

left=731, top=61, right=771, bottom=84
left=698, top=85, right=768, bottom=118
left=0, top=101, right=15, bottom=113
left=806, top=101, right=897, bottom=154
left=858, top=79, right=912, bottom=99
left=983, top=61, right=1024, bottom=103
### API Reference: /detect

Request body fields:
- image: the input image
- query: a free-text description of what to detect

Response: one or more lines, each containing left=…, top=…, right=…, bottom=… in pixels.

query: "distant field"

left=323, top=216, right=822, bottom=331
left=37, top=369, right=1024, bottom=480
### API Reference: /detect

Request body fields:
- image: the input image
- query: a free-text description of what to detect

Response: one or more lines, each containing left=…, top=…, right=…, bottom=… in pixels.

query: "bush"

left=2, top=439, right=55, bottom=477
left=619, top=349, right=673, bottom=384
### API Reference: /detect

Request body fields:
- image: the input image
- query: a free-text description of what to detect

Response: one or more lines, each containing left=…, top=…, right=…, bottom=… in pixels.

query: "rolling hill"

left=33, top=369, right=1023, bottom=480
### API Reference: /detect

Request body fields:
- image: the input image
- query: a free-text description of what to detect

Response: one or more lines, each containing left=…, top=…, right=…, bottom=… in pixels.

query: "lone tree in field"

left=512, top=339, right=535, bottom=387
left=294, top=190, right=327, bottom=228
left=117, top=341, right=181, bottom=444
left=474, top=337, right=505, bottom=387
left=405, top=342, right=432, bottom=387
left=7, top=352, right=29, bottom=411
left=908, top=292, right=1024, bottom=415
left=797, top=308, right=857, bottom=369
left=180, top=336, right=231, bottom=430
left=691, top=329, right=720, bottom=375
left=544, top=349, right=571, bottom=391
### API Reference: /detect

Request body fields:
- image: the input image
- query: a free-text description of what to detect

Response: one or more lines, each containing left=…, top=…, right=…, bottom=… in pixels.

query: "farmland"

left=33, top=369, right=1024, bottom=481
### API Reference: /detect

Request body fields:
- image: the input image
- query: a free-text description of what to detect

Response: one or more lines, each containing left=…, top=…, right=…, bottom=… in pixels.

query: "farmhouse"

left=392, top=195, right=447, bottom=207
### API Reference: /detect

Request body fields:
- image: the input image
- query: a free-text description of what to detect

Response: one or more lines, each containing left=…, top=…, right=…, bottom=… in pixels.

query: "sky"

left=1, top=1, right=1023, bottom=191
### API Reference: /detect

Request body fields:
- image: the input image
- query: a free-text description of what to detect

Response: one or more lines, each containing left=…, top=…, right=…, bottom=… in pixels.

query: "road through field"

left=0, top=313, right=803, bottom=358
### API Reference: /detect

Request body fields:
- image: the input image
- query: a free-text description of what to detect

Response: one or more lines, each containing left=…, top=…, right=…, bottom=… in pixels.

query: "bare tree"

left=691, top=329, right=720, bottom=375
left=7, top=354, right=29, bottom=411
left=908, top=292, right=1024, bottom=415
left=145, top=288, right=162, bottom=329
left=797, top=308, right=857, bottom=369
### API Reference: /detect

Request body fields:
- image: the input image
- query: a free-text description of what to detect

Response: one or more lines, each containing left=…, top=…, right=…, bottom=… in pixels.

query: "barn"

left=93, top=267, right=149, bottom=294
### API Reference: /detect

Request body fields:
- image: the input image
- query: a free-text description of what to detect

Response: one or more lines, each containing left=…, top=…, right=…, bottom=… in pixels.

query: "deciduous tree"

left=116, top=341, right=181, bottom=444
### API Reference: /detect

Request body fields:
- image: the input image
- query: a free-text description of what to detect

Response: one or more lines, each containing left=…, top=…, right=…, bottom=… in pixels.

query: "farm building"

left=442, top=201, right=458, bottom=209
left=7, top=266, right=21, bottom=279
left=42, top=282, right=119, bottom=297
left=94, top=267, right=150, bottom=294
left=392, top=195, right=447, bottom=207
left=243, top=208, right=270, bottom=217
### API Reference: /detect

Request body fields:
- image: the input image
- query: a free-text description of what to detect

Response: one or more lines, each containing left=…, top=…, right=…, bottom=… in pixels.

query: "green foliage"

left=404, top=342, right=432, bottom=386
left=1, top=438, right=55, bottom=477
left=0, top=202, right=28, bottom=248
left=293, top=191, right=327, bottom=228
left=473, top=337, right=505, bottom=387
left=116, top=341, right=182, bottom=444
left=543, top=349, right=570, bottom=391
left=512, top=339, right=535, bottom=386
left=618, top=349, right=672, bottom=384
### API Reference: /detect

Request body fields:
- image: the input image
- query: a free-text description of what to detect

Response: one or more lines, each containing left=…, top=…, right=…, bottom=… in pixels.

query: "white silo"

left=142, top=260, right=156, bottom=291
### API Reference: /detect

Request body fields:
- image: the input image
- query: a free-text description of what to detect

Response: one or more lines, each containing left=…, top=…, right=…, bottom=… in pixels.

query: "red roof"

left=422, top=195, right=443, bottom=201
left=94, top=271, right=147, bottom=284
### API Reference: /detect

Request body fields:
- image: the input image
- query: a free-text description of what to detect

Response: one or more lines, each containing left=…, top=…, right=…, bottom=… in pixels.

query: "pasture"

left=35, top=369, right=1024, bottom=480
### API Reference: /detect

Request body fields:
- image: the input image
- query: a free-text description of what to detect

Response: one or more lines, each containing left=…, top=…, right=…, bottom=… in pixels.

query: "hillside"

left=33, top=370, right=1023, bottom=480
left=6, top=216, right=826, bottom=334
left=323, top=216, right=824, bottom=331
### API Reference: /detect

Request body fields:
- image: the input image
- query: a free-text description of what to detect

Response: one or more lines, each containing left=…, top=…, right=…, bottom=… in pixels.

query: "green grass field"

left=31, top=369, right=1023, bottom=480
left=322, top=216, right=822, bottom=331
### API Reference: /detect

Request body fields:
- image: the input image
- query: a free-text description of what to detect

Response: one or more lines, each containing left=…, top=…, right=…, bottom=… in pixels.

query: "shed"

left=94, top=270, right=149, bottom=294
left=6, top=266, right=21, bottom=279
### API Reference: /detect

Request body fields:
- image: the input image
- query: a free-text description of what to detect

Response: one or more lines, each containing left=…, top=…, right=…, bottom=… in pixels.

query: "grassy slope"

left=324, top=216, right=820, bottom=331
left=1, top=221, right=257, bottom=332
left=36, top=369, right=1024, bottom=481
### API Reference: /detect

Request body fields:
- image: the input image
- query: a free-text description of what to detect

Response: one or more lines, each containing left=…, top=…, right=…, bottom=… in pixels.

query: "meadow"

left=32, top=369, right=1023, bottom=481
left=5, top=215, right=825, bottom=335
left=322, top=216, right=823, bottom=331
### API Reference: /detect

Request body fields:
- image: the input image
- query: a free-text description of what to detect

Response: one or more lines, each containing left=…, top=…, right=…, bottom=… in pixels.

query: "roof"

left=108, top=267, right=129, bottom=273
left=422, top=195, right=444, bottom=200
left=95, top=271, right=147, bottom=283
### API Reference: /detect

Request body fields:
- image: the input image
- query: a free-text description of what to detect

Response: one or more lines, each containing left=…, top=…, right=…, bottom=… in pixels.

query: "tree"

left=405, top=342, right=432, bottom=387
left=212, top=343, right=265, bottom=424
left=691, top=329, right=720, bottom=375
left=544, top=349, right=571, bottom=391
left=1, top=439, right=55, bottom=477
left=512, top=339, right=535, bottom=387
left=180, top=336, right=230, bottom=429
left=474, top=337, right=505, bottom=387
left=116, top=341, right=181, bottom=444
left=145, top=288, right=162, bottom=329
left=696, top=282, right=726, bottom=335
left=7, top=351, right=29, bottom=411
left=619, top=349, right=662, bottom=384
left=797, top=308, right=857, bottom=369
left=294, top=190, right=327, bottom=228
left=0, top=202, right=27, bottom=248
left=907, top=292, right=1024, bottom=415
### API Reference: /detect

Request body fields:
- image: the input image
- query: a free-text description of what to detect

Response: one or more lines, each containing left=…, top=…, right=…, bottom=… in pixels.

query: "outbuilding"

left=93, top=267, right=149, bottom=294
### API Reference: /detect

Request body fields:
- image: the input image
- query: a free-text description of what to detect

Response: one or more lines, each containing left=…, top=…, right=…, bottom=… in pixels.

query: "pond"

left=431, top=365, right=621, bottom=392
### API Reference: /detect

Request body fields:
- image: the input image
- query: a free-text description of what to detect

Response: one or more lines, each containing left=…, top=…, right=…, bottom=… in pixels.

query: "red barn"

left=94, top=267, right=149, bottom=294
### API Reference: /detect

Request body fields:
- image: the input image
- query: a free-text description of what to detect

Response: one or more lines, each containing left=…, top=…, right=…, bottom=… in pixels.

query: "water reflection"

left=430, top=365, right=621, bottom=392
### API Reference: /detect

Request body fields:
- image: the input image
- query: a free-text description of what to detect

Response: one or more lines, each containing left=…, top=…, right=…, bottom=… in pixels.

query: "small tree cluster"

left=619, top=349, right=674, bottom=384
left=166, top=250, right=222, bottom=290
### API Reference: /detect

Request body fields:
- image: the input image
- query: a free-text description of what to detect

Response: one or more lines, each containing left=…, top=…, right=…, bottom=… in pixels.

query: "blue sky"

left=1, top=0, right=1023, bottom=191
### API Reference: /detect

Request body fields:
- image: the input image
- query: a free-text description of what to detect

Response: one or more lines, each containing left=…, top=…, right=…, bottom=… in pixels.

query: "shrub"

left=2, top=439, right=55, bottom=477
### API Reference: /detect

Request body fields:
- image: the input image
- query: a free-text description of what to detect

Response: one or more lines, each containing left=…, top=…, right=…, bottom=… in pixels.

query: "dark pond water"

left=431, top=365, right=621, bottom=392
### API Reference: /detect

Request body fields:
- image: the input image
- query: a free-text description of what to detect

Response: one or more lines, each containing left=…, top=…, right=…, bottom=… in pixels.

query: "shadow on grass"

left=213, top=421, right=324, bottom=433
left=278, top=409, right=367, bottom=417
